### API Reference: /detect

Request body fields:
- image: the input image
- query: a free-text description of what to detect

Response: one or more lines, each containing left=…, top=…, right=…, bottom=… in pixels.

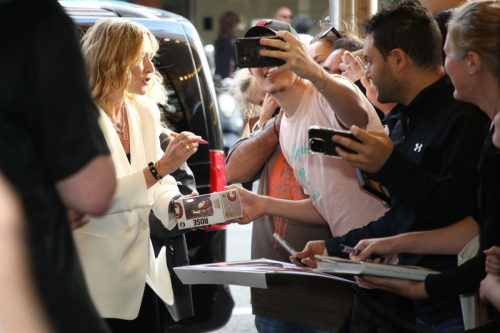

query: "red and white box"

left=174, top=189, right=243, bottom=230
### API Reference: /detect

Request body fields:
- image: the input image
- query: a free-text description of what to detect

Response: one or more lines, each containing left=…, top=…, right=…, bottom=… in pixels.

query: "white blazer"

left=74, top=96, right=179, bottom=320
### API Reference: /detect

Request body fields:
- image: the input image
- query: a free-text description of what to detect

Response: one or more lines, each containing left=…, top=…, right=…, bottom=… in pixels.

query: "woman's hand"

left=356, top=276, right=429, bottom=300
left=339, top=51, right=365, bottom=82
left=485, top=246, right=500, bottom=276
left=157, top=132, right=200, bottom=177
left=224, top=184, right=266, bottom=225
left=350, top=237, right=401, bottom=262
left=292, top=240, right=328, bottom=268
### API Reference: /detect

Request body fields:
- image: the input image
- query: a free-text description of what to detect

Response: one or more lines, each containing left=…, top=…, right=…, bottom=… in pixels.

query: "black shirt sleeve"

left=425, top=252, right=486, bottom=298
left=325, top=210, right=394, bottom=257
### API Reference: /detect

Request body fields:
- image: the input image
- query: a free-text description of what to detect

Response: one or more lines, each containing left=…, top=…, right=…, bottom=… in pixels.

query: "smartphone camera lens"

left=309, top=138, right=326, bottom=153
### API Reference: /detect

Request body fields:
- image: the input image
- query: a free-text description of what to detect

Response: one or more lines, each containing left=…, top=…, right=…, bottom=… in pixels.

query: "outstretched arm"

left=260, top=32, right=369, bottom=128
left=226, top=184, right=326, bottom=225
left=226, top=114, right=281, bottom=183
left=352, top=216, right=479, bottom=261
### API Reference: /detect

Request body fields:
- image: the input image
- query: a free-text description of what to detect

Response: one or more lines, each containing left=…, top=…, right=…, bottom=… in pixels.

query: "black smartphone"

left=356, top=169, right=391, bottom=204
left=308, top=126, right=361, bottom=157
left=235, top=36, right=286, bottom=68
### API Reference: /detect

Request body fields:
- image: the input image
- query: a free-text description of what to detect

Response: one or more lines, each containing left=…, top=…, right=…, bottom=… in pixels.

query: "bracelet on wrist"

left=148, top=161, right=162, bottom=181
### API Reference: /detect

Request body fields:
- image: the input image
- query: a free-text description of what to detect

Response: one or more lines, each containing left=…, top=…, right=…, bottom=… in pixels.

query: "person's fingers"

left=333, top=146, right=371, bottom=169
left=354, top=239, right=370, bottom=252
left=301, top=257, right=318, bottom=268
left=351, top=126, right=376, bottom=141
left=173, top=131, right=193, bottom=143
left=356, top=276, right=376, bottom=289
left=360, top=76, right=370, bottom=89
left=225, top=184, right=242, bottom=191
left=275, top=31, right=299, bottom=44
left=339, top=63, right=347, bottom=72
left=331, top=134, right=365, bottom=154
left=484, top=246, right=500, bottom=256
left=290, top=256, right=303, bottom=267
left=366, top=130, right=389, bottom=138
left=344, top=51, right=356, bottom=62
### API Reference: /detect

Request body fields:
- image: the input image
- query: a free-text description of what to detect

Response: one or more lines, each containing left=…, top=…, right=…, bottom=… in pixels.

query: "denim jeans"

left=255, top=315, right=333, bottom=333
left=416, top=316, right=464, bottom=332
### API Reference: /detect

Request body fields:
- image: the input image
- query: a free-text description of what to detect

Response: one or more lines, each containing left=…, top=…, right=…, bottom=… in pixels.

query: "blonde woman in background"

left=232, top=69, right=278, bottom=138
left=77, top=19, right=201, bottom=332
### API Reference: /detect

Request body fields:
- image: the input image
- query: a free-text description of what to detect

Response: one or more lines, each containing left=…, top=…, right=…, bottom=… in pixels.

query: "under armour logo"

left=414, top=143, right=423, bottom=152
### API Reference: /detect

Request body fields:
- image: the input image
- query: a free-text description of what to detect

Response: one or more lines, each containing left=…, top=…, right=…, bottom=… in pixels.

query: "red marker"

left=170, top=132, right=208, bottom=144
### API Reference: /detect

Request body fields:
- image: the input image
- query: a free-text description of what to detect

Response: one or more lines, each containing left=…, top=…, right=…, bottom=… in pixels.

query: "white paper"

left=174, top=259, right=355, bottom=289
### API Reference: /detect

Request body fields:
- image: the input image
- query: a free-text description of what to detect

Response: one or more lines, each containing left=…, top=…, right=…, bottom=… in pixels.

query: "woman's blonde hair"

left=81, top=19, right=168, bottom=115
left=231, top=69, right=262, bottom=121
left=447, top=1, right=500, bottom=81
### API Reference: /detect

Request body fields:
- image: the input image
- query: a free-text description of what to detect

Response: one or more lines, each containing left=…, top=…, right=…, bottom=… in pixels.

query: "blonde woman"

left=77, top=19, right=200, bottom=332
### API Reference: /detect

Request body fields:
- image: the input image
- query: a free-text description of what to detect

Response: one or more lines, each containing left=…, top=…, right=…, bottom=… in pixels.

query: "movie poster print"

left=184, top=194, right=215, bottom=219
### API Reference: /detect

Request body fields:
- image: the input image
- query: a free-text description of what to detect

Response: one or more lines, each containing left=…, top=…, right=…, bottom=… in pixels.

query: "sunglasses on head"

left=311, top=26, right=343, bottom=43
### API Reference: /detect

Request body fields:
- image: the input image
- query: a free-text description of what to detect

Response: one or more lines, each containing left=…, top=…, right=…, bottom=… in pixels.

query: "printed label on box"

left=175, top=190, right=243, bottom=229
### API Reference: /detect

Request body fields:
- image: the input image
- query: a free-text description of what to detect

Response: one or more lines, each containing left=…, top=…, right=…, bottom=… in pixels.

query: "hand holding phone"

left=235, top=37, right=286, bottom=68
left=309, top=126, right=361, bottom=157
left=354, top=56, right=366, bottom=71
left=273, top=233, right=304, bottom=266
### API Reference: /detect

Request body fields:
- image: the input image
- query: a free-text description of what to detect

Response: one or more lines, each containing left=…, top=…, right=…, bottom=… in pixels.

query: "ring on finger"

left=284, top=42, right=291, bottom=51
left=180, top=140, right=186, bottom=146
left=185, top=145, right=190, bottom=151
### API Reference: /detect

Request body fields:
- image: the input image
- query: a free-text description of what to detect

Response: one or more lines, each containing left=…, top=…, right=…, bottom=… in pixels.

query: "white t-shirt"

left=280, top=77, right=387, bottom=236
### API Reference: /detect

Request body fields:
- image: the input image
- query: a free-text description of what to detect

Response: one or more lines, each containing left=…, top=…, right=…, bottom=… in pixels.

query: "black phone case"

left=235, top=37, right=286, bottom=68
left=355, top=169, right=391, bottom=204
left=308, top=126, right=360, bottom=157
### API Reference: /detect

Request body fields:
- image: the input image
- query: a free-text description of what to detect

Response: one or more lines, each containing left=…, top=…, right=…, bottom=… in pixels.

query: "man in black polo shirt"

left=0, top=0, right=116, bottom=331
left=295, top=2, right=489, bottom=331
